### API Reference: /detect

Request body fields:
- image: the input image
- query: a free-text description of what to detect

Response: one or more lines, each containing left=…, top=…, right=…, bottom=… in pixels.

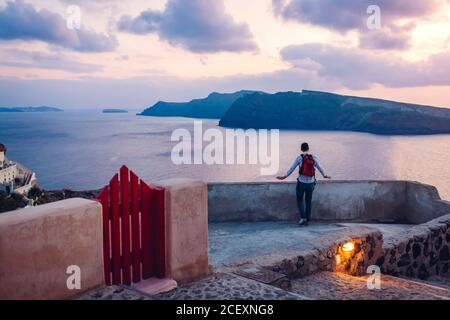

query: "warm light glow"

left=335, top=254, right=341, bottom=265
left=342, top=242, right=355, bottom=252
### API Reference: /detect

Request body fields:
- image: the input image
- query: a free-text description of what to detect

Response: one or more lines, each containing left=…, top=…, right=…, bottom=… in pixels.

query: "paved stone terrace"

left=78, top=221, right=450, bottom=300
left=209, top=222, right=413, bottom=267
left=290, top=272, right=450, bottom=300
left=77, top=272, right=450, bottom=300
left=75, top=285, right=154, bottom=300
left=155, top=273, right=307, bottom=300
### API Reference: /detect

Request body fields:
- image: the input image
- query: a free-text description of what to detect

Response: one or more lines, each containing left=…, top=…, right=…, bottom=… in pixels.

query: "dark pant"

left=296, top=181, right=315, bottom=221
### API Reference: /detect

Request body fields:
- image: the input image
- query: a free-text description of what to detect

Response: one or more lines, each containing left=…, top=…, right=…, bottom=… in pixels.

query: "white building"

left=0, top=144, right=37, bottom=195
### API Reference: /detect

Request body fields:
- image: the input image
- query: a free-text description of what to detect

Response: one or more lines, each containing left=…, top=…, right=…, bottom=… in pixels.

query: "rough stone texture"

left=208, top=181, right=450, bottom=224
left=232, top=264, right=292, bottom=291
left=242, top=226, right=383, bottom=279
left=35, top=189, right=101, bottom=206
left=290, top=272, right=450, bottom=300
left=155, top=273, right=307, bottom=300
left=209, top=218, right=449, bottom=284
left=417, top=276, right=450, bottom=290
left=74, top=285, right=154, bottom=300
left=378, top=214, right=450, bottom=279
left=157, top=179, right=209, bottom=283
left=0, top=199, right=105, bottom=300
left=78, top=272, right=450, bottom=300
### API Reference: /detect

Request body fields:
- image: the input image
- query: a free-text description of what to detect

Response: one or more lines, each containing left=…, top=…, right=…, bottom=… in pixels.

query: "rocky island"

left=139, top=90, right=258, bottom=119
left=138, top=89, right=450, bottom=135
left=0, top=106, right=63, bottom=112
left=102, top=109, right=128, bottom=113
left=219, top=90, right=450, bottom=135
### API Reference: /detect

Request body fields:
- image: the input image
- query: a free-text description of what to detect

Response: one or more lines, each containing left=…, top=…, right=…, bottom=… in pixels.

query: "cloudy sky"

left=0, top=0, right=449, bottom=109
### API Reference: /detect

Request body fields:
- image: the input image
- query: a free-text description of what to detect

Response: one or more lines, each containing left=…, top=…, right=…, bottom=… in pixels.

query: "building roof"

left=0, top=144, right=6, bottom=152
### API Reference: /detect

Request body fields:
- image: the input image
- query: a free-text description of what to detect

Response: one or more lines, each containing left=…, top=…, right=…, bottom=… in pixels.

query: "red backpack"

left=299, top=154, right=315, bottom=177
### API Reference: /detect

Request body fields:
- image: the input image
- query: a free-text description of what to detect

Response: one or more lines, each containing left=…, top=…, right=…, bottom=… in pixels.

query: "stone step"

left=132, top=278, right=178, bottom=296
left=289, top=272, right=450, bottom=300
left=74, top=285, right=155, bottom=300
left=402, top=276, right=450, bottom=291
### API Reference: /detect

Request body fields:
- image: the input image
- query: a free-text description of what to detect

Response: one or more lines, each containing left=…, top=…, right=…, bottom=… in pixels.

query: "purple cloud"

left=3, top=42, right=450, bottom=109
left=118, top=0, right=257, bottom=53
left=0, top=49, right=103, bottom=73
left=358, top=23, right=415, bottom=50
left=273, top=0, right=444, bottom=50
left=0, top=0, right=117, bottom=52
left=273, top=0, right=441, bottom=30
left=280, top=43, right=450, bottom=89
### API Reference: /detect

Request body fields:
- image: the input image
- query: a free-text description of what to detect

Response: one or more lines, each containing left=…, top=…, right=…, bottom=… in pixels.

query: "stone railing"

left=208, top=181, right=450, bottom=224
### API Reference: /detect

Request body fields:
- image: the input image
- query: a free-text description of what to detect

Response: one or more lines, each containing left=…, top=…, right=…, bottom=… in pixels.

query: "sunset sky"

left=0, top=0, right=449, bottom=109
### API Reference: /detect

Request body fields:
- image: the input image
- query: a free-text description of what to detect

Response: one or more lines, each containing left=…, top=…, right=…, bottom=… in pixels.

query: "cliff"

left=139, top=90, right=259, bottom=119
left=219, top=90, right=450, bottom=135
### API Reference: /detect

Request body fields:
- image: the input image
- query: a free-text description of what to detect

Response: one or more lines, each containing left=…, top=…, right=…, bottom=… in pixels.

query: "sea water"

left=1, top=110, right=449, bottom=200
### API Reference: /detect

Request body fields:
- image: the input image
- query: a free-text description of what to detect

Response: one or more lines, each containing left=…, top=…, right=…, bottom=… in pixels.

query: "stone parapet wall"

left=208, top=181, right=450, bottom=224
left=378, top=214, right=450, bottom=279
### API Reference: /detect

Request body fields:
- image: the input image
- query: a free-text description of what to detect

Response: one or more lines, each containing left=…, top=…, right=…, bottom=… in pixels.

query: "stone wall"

left=252, top=217, right=450, bottom=281
left=378, top=214, right=450, bottom=279
left=253, top=226, right=383, bottom=279
left=208, top=181, right=450, bottom=224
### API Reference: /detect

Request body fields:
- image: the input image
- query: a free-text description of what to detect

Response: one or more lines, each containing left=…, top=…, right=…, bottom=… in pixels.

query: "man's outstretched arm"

left=277, top=156, right=301, bottom=180
left=313, top=156, right=332, bottom=179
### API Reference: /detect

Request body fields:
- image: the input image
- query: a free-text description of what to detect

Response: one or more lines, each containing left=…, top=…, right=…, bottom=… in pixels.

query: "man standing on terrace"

left=277, top=142, right=331, bottom=226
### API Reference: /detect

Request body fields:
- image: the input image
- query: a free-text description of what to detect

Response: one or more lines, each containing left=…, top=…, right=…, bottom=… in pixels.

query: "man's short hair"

left=301, top=142, right=309, bottom=152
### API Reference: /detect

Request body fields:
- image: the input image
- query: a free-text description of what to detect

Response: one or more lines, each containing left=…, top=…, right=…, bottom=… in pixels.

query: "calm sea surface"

left=1, top=111, right=449, bottom=200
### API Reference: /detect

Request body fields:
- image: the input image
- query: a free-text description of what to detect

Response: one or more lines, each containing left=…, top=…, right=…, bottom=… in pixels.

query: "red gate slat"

left=140, top=180, right=153, bottom=279
left=98, top=187, right=111, bottom=285
left=110, top=174, right=122, bottom=285
left=130, top=171, right=141, bottom=283
left=98, top=166, right=166, bottom=286
left=120, top=166, right=132, bottom=285
left=154, top=187, right=166, bottom=278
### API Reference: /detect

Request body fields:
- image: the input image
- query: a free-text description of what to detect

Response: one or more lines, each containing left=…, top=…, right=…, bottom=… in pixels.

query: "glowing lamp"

left=342, top=242, right=355, bottom=252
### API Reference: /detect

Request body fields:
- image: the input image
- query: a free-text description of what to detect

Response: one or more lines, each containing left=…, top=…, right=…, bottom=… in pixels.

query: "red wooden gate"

left=97, top=165, right=166, bottom=285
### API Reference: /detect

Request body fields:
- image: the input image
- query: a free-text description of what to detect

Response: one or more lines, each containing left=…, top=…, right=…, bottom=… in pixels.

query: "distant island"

left=139, top=90, right=259, bottom=119
left=0, top=106, right=63, bottom=113
left=139, top=89, right=450, bottom=135
left=219, top=90, right=450, bottom=135
left=102, top=109, right=128, bottom=113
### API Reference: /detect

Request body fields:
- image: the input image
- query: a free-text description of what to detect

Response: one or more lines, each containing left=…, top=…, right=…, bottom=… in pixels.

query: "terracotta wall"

left=157, top=178, right=210, bottom=283
left=0, top=199, right=105, bottom=300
